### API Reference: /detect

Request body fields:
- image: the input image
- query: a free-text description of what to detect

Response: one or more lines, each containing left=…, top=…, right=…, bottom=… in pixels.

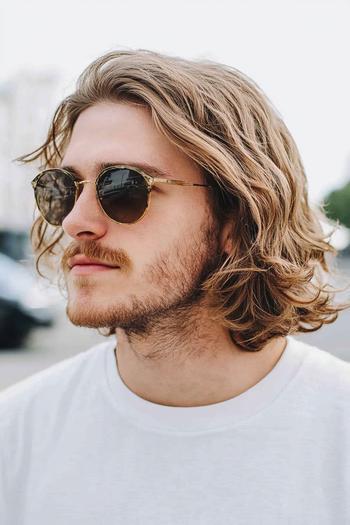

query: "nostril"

left=77, top=231, right=96, bottom=238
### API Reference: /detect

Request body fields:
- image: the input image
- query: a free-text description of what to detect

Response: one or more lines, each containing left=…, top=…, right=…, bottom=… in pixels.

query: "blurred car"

left=0, top=253, right=58, bottom=348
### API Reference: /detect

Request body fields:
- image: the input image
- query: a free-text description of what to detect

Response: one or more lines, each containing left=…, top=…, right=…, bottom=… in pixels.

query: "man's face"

left=60, top=100, right=223, bottom=334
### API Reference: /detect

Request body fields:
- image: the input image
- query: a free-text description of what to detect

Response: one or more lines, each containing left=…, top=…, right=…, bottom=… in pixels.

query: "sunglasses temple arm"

left=152, top=177, right=210, bottom=187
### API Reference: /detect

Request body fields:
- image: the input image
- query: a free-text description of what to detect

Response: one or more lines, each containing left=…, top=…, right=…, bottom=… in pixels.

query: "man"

left=1, top=50, right=350, bottom=524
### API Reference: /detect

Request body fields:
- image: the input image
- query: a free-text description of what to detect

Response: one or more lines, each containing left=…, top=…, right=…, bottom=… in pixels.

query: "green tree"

left=323, top=180, right=350, bottom=228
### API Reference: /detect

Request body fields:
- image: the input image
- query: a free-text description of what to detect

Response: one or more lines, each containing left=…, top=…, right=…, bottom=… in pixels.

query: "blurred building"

left=0, top=71, right=61, bottom=231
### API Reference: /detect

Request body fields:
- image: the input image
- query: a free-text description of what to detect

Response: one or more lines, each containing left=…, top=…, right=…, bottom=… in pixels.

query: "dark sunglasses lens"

left=34, top=170, right=76, bottom=226
left=97, top=168, right=149, bottom=223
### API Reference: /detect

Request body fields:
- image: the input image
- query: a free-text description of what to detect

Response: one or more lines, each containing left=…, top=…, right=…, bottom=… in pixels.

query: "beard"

left=62, top=216, right=224, bottom=339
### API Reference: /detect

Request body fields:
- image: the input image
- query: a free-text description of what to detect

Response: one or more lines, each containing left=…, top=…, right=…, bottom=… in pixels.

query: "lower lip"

left=70, top=264, right=119, bottom=275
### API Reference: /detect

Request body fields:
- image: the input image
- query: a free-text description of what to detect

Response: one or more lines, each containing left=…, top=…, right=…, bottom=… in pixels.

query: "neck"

left=114, top=305, right=287, bottom=407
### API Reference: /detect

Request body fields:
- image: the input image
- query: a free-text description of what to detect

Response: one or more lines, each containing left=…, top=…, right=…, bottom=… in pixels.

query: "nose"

left=62, top=180, right=108, bottom=240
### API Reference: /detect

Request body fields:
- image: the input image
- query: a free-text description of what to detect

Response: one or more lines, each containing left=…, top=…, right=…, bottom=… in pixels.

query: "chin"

left=65, top=295, right=130, bottom=329
left=66, top=297, right=107, bottom=327
left=66, top=308, right=112, bottom=329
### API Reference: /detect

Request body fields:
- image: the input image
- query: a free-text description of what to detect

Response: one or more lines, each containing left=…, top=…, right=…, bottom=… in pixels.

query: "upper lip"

left=68, top=255, right=119, bottom=269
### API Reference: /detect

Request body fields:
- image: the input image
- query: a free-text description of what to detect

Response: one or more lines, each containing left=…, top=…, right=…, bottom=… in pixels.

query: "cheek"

left=106, top=191, right=209, bottom=272
left=106, top=215, right=173, bottom=275
left=153, top=188, right=208, bottom=225
left=131, top=192, right=185, bottom=242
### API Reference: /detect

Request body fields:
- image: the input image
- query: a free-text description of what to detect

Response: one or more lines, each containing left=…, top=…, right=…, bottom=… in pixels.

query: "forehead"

left=60, top=101, right=202, bottom=181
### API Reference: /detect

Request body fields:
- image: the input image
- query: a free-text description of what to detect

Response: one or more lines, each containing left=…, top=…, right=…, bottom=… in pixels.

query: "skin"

left=60, top=100, right=287, bottom=407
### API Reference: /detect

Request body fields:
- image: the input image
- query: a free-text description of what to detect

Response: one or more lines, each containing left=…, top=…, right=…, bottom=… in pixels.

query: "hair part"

left=17, top=49, right=350, bottom=351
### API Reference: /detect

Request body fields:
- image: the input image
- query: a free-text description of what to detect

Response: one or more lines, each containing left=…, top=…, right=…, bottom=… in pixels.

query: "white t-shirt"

left=0, top=335, right=349, bottom=524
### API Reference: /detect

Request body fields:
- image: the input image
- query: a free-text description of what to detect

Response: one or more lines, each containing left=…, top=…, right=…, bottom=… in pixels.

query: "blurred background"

left=0, top=0, right=349, bottom=390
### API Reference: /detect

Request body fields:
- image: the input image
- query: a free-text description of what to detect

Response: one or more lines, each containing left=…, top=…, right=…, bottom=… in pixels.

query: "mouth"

left=68, top=255, right=120, bottom=275
left=70, top=263, right=120, bottom=275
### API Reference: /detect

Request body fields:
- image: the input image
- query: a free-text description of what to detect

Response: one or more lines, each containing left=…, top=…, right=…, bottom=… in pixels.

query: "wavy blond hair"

left=17, top=49, right=350, bottom=351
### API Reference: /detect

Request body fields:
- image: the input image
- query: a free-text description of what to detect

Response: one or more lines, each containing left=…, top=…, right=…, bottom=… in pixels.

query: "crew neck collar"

left=104, top=335, right=308, bottom=434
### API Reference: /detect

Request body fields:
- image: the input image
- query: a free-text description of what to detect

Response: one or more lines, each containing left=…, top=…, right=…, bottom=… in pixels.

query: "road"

left=0, top=257, right=349, bottom=391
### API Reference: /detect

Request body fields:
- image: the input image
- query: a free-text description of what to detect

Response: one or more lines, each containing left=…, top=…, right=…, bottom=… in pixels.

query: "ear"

left=220, top=220, right=233, bottom=256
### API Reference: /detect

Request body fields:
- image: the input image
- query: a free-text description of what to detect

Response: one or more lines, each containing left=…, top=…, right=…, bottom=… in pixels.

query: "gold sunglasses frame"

left=31, top=164, right=213, bottom=226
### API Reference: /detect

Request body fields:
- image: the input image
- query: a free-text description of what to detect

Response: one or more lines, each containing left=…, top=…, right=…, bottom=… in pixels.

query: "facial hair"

left=61, top=217, right=224, bottom=341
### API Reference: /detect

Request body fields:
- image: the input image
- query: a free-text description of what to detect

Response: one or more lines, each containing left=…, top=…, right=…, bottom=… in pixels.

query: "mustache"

left=60, top=240, right=131, bottom=272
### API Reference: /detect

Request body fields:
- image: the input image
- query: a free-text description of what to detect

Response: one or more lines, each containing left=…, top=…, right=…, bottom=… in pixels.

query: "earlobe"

left=220, top=221, right=233, bottom=256
left=224, top=237, right=233, bottom=256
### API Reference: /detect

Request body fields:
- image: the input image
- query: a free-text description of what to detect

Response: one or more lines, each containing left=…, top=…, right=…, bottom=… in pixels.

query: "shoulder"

left=0, top=338, right=116, bottom=503
left=298, top=338, right=350, bottom=382
left=289, top=336, right=350, bottom=405
left=0, top=339, right=115, bottom=429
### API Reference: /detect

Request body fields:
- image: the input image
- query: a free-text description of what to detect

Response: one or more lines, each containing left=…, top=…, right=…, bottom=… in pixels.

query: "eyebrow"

left=58, top=161, right=171, bottom=180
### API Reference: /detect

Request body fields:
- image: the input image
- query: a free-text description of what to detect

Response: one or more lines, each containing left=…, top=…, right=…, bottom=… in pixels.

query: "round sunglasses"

left=31, top=165, right=212, bottom=226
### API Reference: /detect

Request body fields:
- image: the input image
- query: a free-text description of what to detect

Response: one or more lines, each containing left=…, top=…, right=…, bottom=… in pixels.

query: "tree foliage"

left=323, top=180, right=350, bottom=228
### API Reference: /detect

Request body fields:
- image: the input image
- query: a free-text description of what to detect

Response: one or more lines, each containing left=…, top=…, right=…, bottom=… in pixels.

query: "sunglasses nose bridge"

left=74, top=179, right=91, bottom=200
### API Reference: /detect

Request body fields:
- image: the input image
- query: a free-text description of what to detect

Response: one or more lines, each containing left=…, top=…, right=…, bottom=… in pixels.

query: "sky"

left=1, top=0, right=349, bottom=205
